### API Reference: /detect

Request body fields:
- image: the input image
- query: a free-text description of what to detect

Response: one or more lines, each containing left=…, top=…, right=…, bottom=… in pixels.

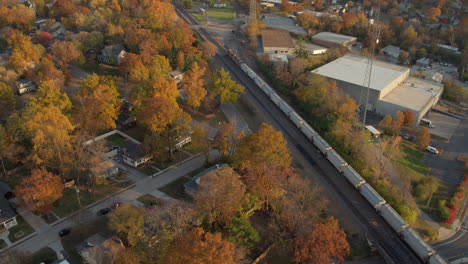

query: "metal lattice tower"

left=249, top=0, right=257, bottom=20
left=358, top=3, right=381, bottom=127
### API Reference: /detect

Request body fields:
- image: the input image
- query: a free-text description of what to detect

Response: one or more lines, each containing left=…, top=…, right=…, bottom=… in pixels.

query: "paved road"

left=4, top=154, right=208, bottom=255
left=432, top=110, right=468, bottom=261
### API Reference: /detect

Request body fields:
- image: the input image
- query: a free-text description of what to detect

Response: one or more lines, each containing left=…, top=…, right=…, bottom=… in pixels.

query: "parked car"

left=97, top=208, right=111, bottom=216
left=59, top=228, right=71, bottom=237
left=111, top=202, right=123, bottom=209
left=426, top=146, right=439, bottom=154
left=401, top=134, right=415, bottom=141
left=4, top=191, right=15, bottom=200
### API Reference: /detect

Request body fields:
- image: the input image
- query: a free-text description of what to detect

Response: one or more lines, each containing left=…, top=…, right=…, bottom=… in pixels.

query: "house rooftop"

left=123, top=141, right=147, bottom=161
left=380, top=77, right=443, bottom=112
left=76, top=233, right=125, bottom=264
left=263, top=16, right=307, bottom=35
left=102, top=44, right=125, bottom=57
left=261, top=29, right=295, bottom=49
left=184, top=164, right=229, bottom=192
left=0, top=184, right=15, bottom=224
left=311, top=54, right=409, bottom=92
left=169, top=69, right=184, bottom=77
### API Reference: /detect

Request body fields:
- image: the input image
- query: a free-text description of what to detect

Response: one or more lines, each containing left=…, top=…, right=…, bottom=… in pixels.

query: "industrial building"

left=311, top=32, right=357, bottom=49
left=261, top=29, right=295, bottom=55
left=311, top=54, right=443, bottom=125
left=262, top=16, right=307, bottom=35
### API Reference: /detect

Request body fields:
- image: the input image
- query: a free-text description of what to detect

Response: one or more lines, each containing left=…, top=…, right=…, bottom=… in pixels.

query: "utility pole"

left=358, top=2, right=381, bottom=127
left=74, top=185, right=82, bottom=208
left=249, top=0, right=257, bottom=21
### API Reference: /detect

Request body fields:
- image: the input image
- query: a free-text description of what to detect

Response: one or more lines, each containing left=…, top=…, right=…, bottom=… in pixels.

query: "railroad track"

left=172, top=2, right=423, bottom=263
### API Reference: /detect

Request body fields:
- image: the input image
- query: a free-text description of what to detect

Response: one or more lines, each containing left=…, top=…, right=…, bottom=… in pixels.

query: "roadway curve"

left=172, top=2, right=424, bottom=263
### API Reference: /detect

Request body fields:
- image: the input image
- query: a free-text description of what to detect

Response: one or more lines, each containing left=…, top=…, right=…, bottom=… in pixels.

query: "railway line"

left=172, top=2, right=436, bottom=263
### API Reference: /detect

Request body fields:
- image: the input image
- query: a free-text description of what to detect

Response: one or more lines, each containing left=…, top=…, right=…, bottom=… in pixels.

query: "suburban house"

left=16, top=79, right=37, bottom=94
left=184, top=164, right=228, bottom=197
left=76, top=233, right=125, bottom=264
left=169, top=69, right=184, bottom=84
left=0, top=182, right=17, bottom=231
left=34, top=19, right=66, bottom=39
left=261, top=29, right=295, bottom=55
left=122, top=141, right=153, bottom=167
left=97, top=44, right=126, bottom=65
left=381, top=45, right=403, bottom=60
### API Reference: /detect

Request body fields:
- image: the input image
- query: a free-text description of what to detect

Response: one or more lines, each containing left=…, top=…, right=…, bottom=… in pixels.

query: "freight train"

left=226, top=49, right=446, bottom=264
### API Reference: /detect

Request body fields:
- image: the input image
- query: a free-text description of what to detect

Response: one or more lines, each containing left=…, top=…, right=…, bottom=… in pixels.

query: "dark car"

left=97, top=208, right=111, bottom=216
left=4, top=191, right=15, bottom=200
left=59, top=228, right=71, bottom=237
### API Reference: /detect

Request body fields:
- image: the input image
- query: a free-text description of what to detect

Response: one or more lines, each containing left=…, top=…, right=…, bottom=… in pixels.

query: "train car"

left=278, top=100, right=293, bottom=116
left=429, top=254, right=447, bottom=264
left=300, top=123, right=317, bottom=140
left=312, top=135, right=332, bottom=154
left=402, top=228, right=435, bottom=260
left=359, top=183, right=386, bottom=209
left=270, top=92, right=282, bottom=107
left=342, top=166, right=365, bottom=188
left=326, top=150, right=348, bottom=172
left=379, top=204, right=409, bottom=234
left=289, top=111, right=305, bottom=128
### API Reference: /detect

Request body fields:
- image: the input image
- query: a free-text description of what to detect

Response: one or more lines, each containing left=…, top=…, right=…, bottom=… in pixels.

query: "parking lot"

left=422, top=109, right=467, bottom=186
left=425, top=110, right=461, bottom=140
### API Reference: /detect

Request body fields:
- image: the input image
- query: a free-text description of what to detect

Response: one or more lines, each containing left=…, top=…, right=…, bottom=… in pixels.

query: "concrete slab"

left=425, top=111, right=461, bottom=140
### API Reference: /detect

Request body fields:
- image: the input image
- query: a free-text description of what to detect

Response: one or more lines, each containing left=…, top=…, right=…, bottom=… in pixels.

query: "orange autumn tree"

left=15, top=168, right=63, bottom=212
left=293, top=217, right=350, bottom=264
left=164, top=228, right=237, bottom=264
left=181, top=62, right=207, bottom=109
left=195, top=167, right=246, bottom=227
left=233, top=123, right=292, bottom=208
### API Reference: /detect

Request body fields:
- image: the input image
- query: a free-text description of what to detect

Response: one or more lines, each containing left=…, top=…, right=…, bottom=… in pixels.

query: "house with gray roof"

left=184, top=164, right=228, bottom=197
left=97, top=44, right=126, bottom=65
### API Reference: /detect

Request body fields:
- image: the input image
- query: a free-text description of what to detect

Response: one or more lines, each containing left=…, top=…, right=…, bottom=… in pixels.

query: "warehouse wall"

left=263, top=46, right=294, bottom=54
left=333, top=80, right=380, bottom=111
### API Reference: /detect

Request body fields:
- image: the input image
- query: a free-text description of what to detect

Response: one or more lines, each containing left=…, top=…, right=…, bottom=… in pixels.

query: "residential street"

left=2, top=153, right=210, bottom=256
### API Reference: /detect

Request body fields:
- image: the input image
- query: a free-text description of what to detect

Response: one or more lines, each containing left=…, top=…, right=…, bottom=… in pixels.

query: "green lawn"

left=394, top=141, right=454, bottom=223
left=189, top=11, right=205, bottom=22
left=8, top=215, right=34, bottom=243
left=106, top=134, right=126, bottom=147
left=137, top=194, right=161, bottom=207
left=0, top=239, right=7, bottom=249
left=159, top=176, right=192, bottom=200
left=53, top=180, right=132, bottom=218
left=122, top=126, right=146, bottom=142
left=32, top=247, right=57, bottom=264
left=394, top=140, right=431, bottom=182
left=151, top=150, right=192, bottom=170
left=206, top=4, right=236, bottom=20
left=418, top=181, right=453, bottom=223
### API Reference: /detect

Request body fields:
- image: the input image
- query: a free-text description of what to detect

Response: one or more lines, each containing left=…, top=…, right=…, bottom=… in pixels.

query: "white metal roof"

left=380, top=77, right=443, bottom=112
left=311, top=32, right=356, bottom=45
left=311, top=54, right=409, bottom=92
left=365, top=125, right=381, bottom=135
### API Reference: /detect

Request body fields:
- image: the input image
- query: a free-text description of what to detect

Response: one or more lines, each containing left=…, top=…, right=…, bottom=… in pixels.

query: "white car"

left=426, top=146, right=439, bottom=154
